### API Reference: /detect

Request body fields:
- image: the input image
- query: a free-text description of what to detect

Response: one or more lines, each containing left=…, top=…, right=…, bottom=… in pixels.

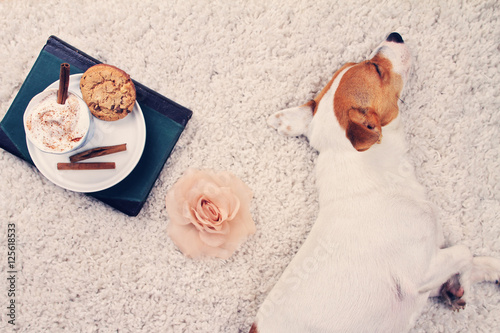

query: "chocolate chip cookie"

left=80, top=64, right=136, bottom=121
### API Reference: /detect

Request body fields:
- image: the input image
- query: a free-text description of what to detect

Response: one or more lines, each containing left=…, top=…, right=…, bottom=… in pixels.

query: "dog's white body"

left=252, top=33, right=500, bottom=333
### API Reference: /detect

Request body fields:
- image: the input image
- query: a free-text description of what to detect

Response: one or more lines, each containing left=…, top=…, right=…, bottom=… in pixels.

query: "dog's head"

left=268, top=33, right=411, bottom=152
left=331, top=33, right=412, bottom=151
left=303, top=33, right=412, bottom=153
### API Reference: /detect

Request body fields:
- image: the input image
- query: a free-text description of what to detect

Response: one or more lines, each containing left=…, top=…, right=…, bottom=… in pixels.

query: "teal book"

left=0, top=36, right=192, bottom=216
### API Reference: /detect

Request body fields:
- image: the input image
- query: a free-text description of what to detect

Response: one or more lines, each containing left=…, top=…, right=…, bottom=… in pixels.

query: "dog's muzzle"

left=370, top=32, right=412, bottom=83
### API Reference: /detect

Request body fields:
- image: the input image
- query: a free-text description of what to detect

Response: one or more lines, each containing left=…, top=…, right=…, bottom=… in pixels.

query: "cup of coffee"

left=24, top=88, right=94, bottom=154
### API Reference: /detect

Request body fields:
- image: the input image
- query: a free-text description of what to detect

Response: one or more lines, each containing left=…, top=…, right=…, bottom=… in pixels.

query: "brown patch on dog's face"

left=311, top=62, right=357, bottom=115
left=333, top=54, right=404, bottom=151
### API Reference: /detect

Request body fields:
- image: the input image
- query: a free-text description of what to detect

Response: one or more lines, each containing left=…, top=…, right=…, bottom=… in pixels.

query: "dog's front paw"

left=440, top=274, right=466, bottom=311
left=267, top=104, right=314, bottom=137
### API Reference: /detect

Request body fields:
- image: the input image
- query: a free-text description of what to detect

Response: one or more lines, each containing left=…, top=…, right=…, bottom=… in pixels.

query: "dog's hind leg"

left=419, top=245, right=473, bottom=295
left=460, top=256, right=500, bottom=292
left=421, top=245, right=500, bottom=309
left=438, top=274, right=466, bottom=311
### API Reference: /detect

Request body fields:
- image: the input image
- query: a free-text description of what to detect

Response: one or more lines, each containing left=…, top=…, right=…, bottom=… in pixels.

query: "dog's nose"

left=386, top=32, right=404, bottom=44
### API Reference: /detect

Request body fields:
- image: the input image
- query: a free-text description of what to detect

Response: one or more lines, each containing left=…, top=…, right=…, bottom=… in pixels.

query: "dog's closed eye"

left=371, top=62, right=382, bottom=77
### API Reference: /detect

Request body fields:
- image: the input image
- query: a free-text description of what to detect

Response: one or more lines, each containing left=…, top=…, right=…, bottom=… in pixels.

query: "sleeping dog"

left=251, top=32, right=500, bottom=333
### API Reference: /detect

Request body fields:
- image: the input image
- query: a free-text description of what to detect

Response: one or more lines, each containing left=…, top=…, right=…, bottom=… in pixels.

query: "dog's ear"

left=346, top=107, right=382, bottom=151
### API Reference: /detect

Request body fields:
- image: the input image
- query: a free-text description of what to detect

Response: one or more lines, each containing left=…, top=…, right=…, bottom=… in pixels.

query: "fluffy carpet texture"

left=1, top=0, right=499, bottom=332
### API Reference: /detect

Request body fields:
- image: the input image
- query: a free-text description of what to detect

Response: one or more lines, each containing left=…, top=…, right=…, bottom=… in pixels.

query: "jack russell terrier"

left=251, top=32, right=500, bottom=333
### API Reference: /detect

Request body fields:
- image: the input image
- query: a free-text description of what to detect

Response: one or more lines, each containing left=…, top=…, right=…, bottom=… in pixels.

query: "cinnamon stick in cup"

left=57, top=63, right=71, bottom=104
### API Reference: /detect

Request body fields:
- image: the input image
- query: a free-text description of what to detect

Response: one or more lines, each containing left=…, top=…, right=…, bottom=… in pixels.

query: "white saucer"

left=26, top=74, right=146, bottom=193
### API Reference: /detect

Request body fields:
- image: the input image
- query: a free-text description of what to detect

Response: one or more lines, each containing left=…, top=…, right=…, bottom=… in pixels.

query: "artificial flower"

left=166, top=169, right=256, bottom=259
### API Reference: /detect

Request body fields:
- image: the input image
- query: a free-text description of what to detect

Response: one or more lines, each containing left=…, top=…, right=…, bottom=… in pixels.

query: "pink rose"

left=166, top=169, right=256, bottom=259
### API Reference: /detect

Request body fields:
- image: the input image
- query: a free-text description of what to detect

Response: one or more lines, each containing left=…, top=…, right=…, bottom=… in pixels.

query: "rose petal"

left=195, top=198, right=222, bottom=223
left=192, top=198, right=227, bottom=232
left=194, top=212, right=223, bottom=232
left=166, top=170, right=208, bottom=225
left=225, top=191, right=240, bottom=221
left=165, top=189, right=192, bottom=226
left=192, top=182, right=240, bottom=227
left=202, top=245, right=231, bottom=260
left=201, top=220, right=230, bottom=235
left=178, top=201, right=207, bottom=231
left=199, top=185, right=234, bottom=222
left=167, top=221, right=231, bottom=259
left=181, top=201, right=200, bottom=226
left=199, top=199, right=220, bottom=222
left=184, top=180, right=231, bottom=222
left=167, top=222, right=207, bottom=258
left=218, top=206, right=256, bottom=256
left=199, top=229, right=227, bottom=247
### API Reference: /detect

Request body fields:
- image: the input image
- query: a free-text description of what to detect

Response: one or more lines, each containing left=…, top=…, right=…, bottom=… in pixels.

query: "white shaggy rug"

left=1, top=0, right=499, bottom=332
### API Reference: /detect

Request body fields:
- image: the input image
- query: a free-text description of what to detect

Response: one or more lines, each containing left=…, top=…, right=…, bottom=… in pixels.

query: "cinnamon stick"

left=57, top=63, right=71, bottom=104
left=69, top=143, right=127, bottom=163
left=57, top=162, right=116, bottom=170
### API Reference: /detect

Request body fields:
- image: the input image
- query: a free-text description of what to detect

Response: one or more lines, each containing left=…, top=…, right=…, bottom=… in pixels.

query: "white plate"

left=26, top=74, right=146, bottom=193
